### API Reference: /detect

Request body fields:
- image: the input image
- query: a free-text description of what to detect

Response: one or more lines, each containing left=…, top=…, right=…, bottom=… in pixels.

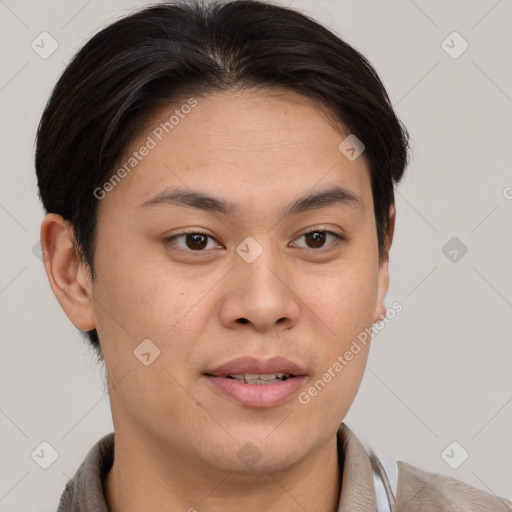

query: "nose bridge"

left=235, top=234, right=285, bottom=298
left=221, top=234, right=300, bottom=330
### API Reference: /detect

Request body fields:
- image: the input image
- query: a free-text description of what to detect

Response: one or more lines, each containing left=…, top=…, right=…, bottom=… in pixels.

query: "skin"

left=41, top=87, right=394, bottom=512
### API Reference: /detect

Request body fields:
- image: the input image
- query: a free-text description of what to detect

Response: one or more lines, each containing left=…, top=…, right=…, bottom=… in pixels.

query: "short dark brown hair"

left=35, top=0, right=409, bottom=360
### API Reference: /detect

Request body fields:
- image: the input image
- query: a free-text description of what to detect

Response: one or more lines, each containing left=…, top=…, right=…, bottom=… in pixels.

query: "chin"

left=208, top=431, right=309, bottom=475
left=215, top=448, right=306, bottom=476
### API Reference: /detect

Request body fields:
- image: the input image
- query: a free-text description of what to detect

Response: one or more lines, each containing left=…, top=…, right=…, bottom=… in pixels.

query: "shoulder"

left=57, top=432, right=114, bottom=512
left=394, top=460, right=512, bottom=511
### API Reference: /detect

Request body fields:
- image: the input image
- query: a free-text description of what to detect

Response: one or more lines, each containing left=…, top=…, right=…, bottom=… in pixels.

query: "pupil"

left=306, top=231, right=325, bottom=248
left=186, top=233, right=207, bottom=250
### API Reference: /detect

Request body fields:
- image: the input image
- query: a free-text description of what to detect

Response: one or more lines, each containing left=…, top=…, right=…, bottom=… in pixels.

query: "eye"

left=166, top=232, right=222, bottom=252
left=291, top=229, right=344, bottom=250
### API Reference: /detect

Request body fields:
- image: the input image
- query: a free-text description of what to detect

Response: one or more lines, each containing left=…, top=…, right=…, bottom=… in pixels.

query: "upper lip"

left=205, top=356, right=307, bottom=376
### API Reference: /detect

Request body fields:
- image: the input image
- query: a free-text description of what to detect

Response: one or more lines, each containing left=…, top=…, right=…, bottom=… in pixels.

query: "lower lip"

left=204, top=375, right=307, bottom=407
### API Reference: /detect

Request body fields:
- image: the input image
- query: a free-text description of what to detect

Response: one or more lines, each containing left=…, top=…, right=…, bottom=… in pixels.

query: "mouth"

left=204, top=355, right=307, bottom=378
left=214, top=373, right=296, bottom=384
left=203, top=357, right=307, bottom=407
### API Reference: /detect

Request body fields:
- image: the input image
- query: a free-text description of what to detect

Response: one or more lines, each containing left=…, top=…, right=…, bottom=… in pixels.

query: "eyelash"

left=165, top=227, right=345, bottom=254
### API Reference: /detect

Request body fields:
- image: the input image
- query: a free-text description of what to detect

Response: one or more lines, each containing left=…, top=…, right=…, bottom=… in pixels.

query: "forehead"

left=98, top=88, right=372, bottom=218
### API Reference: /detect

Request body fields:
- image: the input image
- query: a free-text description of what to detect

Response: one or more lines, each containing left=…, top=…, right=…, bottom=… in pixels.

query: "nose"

left=218, top=244, right=301, bottom=332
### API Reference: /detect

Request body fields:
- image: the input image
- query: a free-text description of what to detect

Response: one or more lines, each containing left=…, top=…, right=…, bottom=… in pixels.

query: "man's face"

left=90, top=88, right=389, bottom=473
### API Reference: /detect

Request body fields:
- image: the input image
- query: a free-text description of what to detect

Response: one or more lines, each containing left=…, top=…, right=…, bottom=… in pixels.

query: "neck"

left=104, top=429, right=341, bottom=512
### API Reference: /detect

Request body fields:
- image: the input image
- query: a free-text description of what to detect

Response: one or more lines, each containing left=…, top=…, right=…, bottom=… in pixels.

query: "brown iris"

left=185, top=233, right=208, bottom=250
left=304, top=231, right=326, bottom=249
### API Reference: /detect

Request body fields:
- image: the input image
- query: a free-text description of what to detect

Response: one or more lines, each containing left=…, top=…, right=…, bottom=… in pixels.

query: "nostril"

left=238, top=318, right=249, bottom=324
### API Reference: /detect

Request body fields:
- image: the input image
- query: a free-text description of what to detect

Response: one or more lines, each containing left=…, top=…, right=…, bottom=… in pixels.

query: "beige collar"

left=336, top=422, right=380, bottom=511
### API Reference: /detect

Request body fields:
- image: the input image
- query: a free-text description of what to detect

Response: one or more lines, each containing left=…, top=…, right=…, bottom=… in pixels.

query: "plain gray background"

left=1, top=0, right=511, bottom=510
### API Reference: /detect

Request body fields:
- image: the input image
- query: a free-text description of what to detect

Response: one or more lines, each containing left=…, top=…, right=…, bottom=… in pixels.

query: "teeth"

left=226, top=373, right=292, bottom=384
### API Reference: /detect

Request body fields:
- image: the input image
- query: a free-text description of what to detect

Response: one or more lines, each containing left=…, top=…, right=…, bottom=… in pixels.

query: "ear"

left=40, top=213, right=96, bottom=331
left=372, top=205, right=395, bottom=323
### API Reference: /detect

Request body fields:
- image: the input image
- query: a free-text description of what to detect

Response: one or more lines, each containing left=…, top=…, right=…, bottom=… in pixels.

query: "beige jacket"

left=57, top=423, right=512, bottom=511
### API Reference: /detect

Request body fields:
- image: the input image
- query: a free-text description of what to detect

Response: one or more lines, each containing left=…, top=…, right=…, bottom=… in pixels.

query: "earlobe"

left=372, top=205, right=395, bottom=323
left=40, top=213, right=96, bottom=331
left=373, top=265, right=389, bottom=323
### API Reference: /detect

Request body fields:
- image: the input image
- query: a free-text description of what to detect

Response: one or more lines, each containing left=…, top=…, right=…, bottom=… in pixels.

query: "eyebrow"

left=140, top=184, right=363, bottom=217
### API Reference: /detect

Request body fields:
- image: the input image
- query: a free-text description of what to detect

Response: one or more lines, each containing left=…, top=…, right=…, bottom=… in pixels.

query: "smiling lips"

left=223, top=373, right=292, bottom=384
left=204, top=356, right=308, bottom=407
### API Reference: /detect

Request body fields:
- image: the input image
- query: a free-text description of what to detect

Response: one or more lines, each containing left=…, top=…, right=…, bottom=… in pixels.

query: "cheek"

left=93, top=237, right=213, bottom=342
left=297, top=258, right=379, bottom=343
left=297, top=274, right=374, bottom=428
left=93, top=250, right=214, bottom=427
left=292, top=252, right=377, bottom=414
